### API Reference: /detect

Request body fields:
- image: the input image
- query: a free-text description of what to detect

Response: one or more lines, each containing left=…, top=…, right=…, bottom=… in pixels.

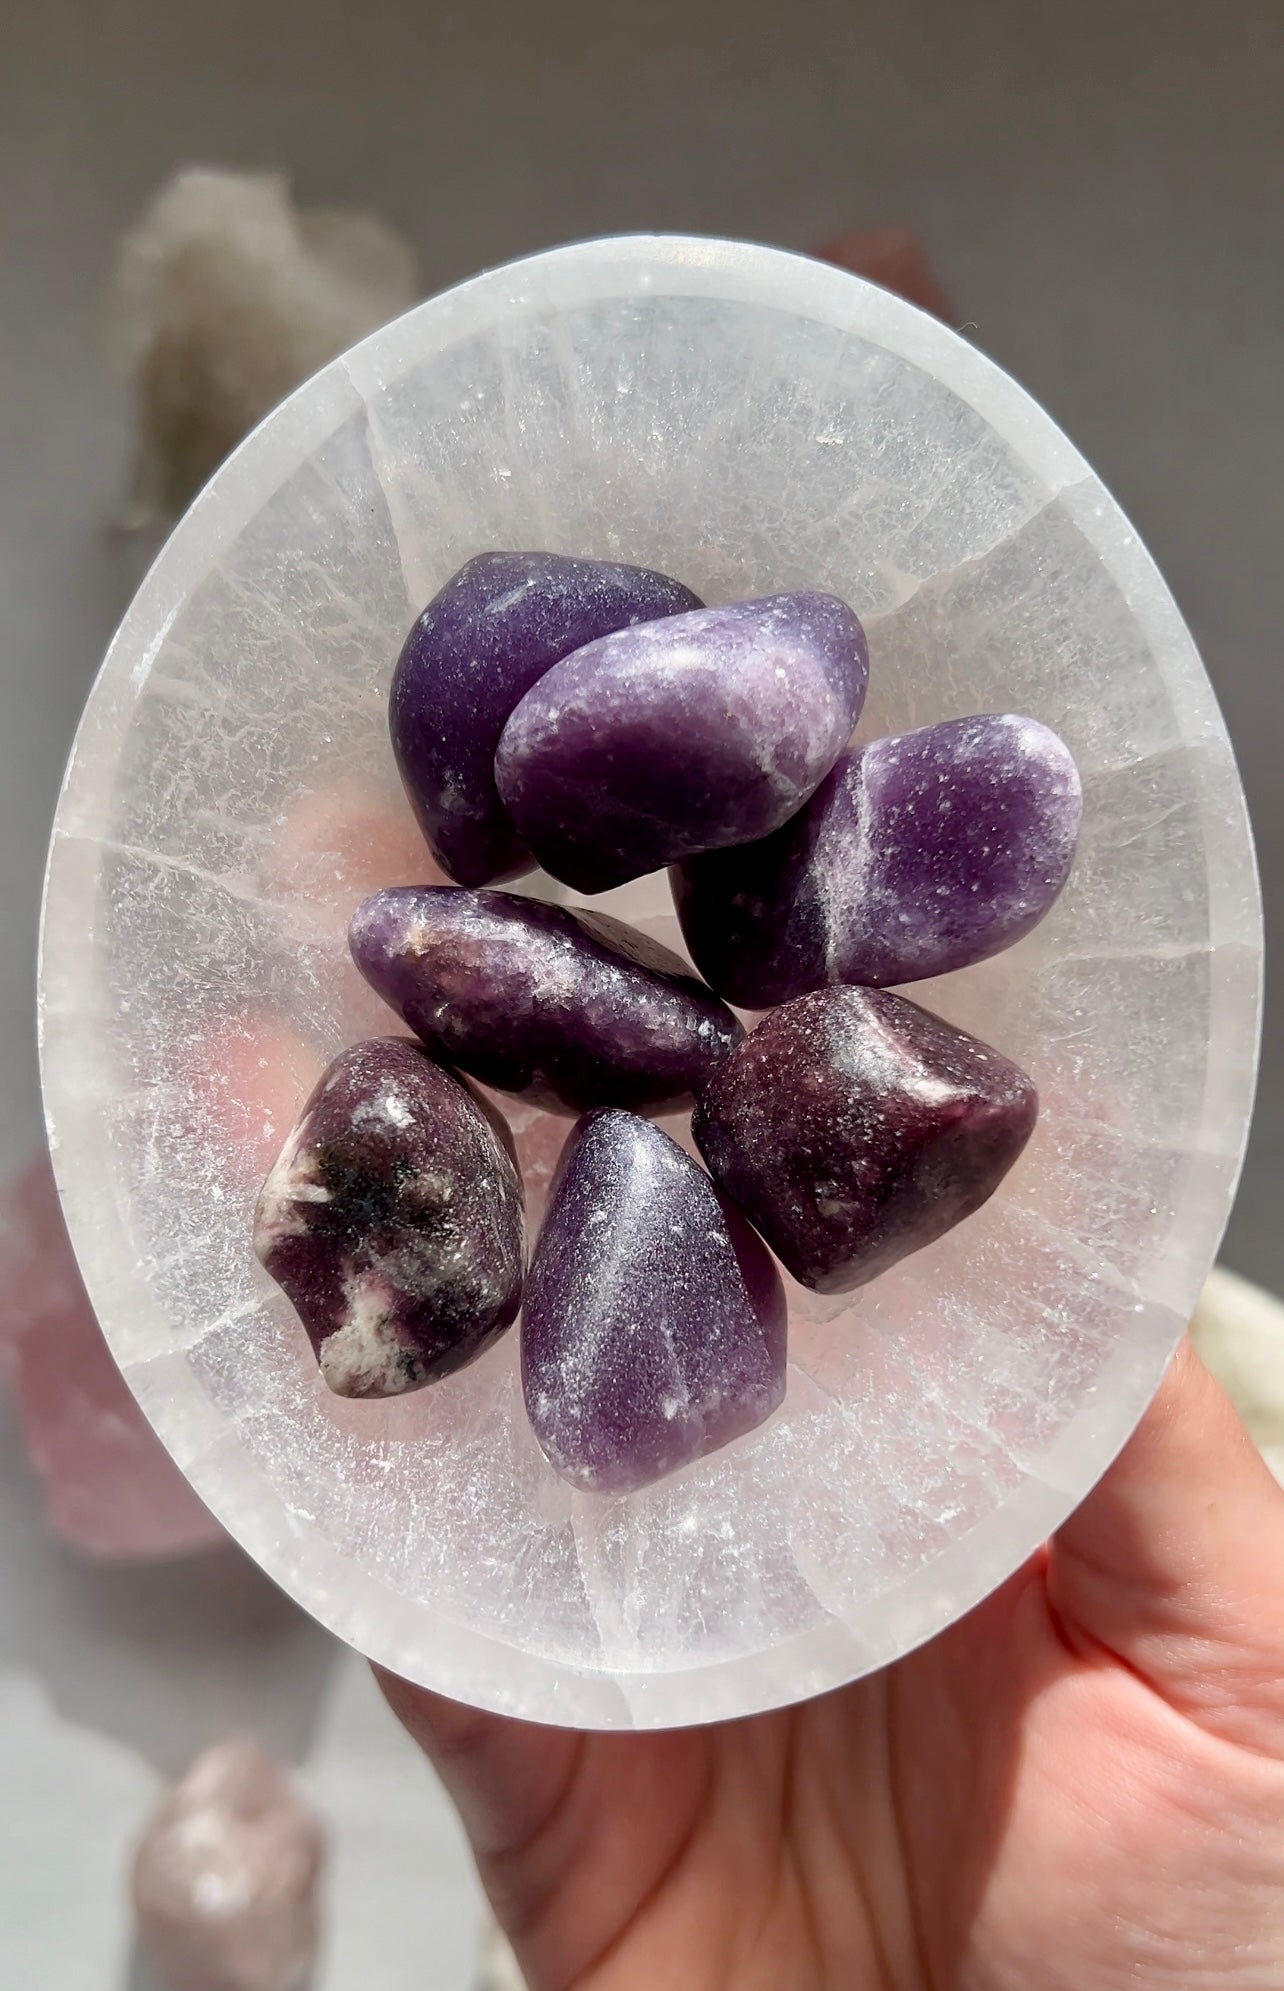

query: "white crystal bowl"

left=40, top=236, right=1261, bottom=1727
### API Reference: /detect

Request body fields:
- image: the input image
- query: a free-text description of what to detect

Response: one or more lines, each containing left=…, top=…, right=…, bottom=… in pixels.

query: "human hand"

left=381, top=1340, right=1284, bottom=1989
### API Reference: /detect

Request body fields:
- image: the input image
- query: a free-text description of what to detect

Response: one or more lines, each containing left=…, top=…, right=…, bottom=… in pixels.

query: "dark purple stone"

left=693, top=987, right=1038, bottom=1293
left=522, top=1111, right=786, bottom=1493
left=494, top=593, right=869, bottom=893
left=253, top=1038, right=523, bottom=1396
left=390, top=553, right=701, bottom=886
left=349, top=887, right=742, bottom=1116
left=673, top=715, right=1083, bottom=1007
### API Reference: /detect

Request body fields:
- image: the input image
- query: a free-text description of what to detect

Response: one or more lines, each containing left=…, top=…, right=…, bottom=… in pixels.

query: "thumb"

left=1047, top=1335, right=1284, bottom=1752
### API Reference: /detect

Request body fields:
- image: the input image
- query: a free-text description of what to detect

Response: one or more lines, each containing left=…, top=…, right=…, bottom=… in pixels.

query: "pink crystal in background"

left=0, top=1154, right=225, bottom=1561
left=132, top=1737, right=325, bottom=1991
left=813, top=226, right=955, bottom=321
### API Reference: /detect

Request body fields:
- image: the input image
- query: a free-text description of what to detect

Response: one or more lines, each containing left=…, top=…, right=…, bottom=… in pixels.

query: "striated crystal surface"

left=350, top=885, right=741, bottom=1114
left=674, top=715, right=1083, bottom=1006
left=391, top=552, right=700, bottom=885
left=494, top=592, right=869, bottom=892
left=694, top=987, right=1039, bottom=1292
left=522, top=1111, right=786, bottom=1493
left=132, top=1738, right=324, bottom=1991
left=254, top=1038, right=523, bottom=1396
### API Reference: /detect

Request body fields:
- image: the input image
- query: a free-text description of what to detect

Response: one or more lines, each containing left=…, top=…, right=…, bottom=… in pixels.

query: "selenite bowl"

left=39, top=237, right=1261, bottom=1726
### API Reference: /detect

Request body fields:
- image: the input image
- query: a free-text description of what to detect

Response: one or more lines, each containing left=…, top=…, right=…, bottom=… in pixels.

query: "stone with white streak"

left=674, top=714, right=1082, bottom=1006
left=253, top=1038, right=523, bottom=1396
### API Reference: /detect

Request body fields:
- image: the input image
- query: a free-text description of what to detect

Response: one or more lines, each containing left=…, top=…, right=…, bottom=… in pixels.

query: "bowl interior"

left=40, top=238, right=1260, bottom=1726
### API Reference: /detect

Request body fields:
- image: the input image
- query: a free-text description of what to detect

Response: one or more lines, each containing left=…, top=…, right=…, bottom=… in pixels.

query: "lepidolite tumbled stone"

left=390, top=553, right=701, bottom=886
left=349, top=886, right=742, bottom=1115
left=253, top=1038, right=523, bottom=1396
left=522, top=1111, right=786, bottom=1493
left=693, top=987, right=1038, bottom=1293
left=674, top=715, right=1083, bottom=1006
left=494, top=593, right=869, bottom=892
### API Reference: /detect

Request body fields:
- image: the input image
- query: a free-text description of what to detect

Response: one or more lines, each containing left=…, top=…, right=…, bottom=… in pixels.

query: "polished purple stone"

left=349, top=886, right=742, bottom=1116
left=522, top=1111, right=786, bottom=1493
left=693, top=987, right=1038, bottom=1293
left=389, top=553, right=701, bottom=886
left=674, top=715, right=1083, bottom=1007
left=253, top=1038, right=523, bottom=1396
left=494, top=592, right=869, bottom=893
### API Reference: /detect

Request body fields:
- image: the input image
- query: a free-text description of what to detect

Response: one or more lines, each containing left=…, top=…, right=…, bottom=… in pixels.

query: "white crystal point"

left=114, top=166, right=417, bottom=519
left=40, top=237, right=1260, bottom=1730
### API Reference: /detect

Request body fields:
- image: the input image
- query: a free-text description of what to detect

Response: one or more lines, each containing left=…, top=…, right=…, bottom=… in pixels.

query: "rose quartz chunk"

left=132, top=1738, right=324, bottom=1991
left=0, top=1154, right=224, bottom=1560
left=673, top=715, right=1082, bottom=1005
left=813, top=226, right=955, bottom=321
left=254, top=1040, right=524, bottom=1396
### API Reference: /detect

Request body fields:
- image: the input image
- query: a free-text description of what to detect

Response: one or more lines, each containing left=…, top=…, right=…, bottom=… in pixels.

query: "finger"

left=377, top=1669, right=712, bottom=1984
left=1047, top=1336, right=1284, bottom=1750
left=374, top=1668, right=582, bottom=1864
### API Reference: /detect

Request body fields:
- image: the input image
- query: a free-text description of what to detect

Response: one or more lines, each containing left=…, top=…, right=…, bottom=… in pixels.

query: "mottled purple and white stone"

left=494, top=593, right=869, bottom=893
left=693, top=987, right=1038, bottom=1293
left=673, top=715, right=1083, bottom=1006
left=390, top=552, right=701, bottom=886
left=253, top=1038, right=523, bottom=1396
left=522, top=1111, right=786, bottom=1493
left=349, top=886, right=742, bottom=1115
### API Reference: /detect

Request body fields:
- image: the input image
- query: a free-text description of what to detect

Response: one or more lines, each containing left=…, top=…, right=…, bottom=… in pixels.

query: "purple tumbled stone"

left=253, top=1038, right=523, bottom=1396
left=349, top=886, right=742, bottom=1116
left=674, top=714, right=1083, bottom=1006
left=522, top=1111, right=786, bottom=1493
left=390, top=552, right=701, bottom=885
left=693, top=987, right=1038, bottom=1293
left=494, top=592, right=869, bottom=893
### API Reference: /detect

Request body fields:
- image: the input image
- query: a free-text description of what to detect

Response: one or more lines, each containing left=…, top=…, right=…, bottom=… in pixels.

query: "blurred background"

left=1, top=1, right=1280, bottom=1985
